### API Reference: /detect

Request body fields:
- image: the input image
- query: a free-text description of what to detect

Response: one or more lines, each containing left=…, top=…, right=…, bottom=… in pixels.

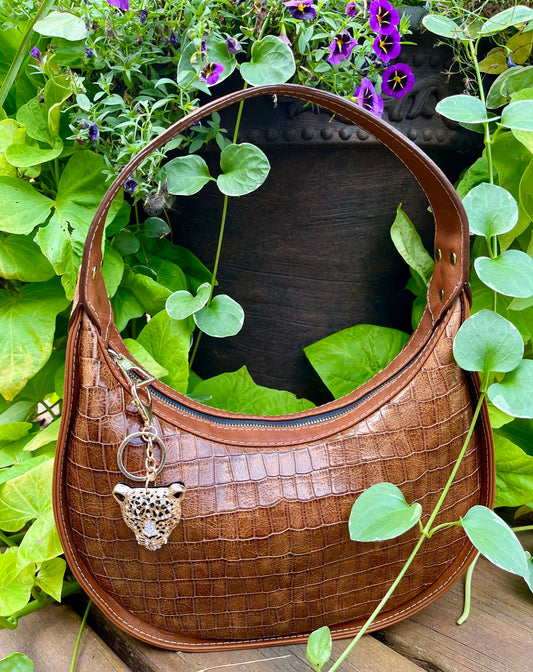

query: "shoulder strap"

left=79, top=83, right=469, bottom=339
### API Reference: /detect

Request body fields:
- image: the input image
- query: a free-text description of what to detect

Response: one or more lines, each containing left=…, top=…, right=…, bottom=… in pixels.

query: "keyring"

left=116, top=431, right=167, bottom=482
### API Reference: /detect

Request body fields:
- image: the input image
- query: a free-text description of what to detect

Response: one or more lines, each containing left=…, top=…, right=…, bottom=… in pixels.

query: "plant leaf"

left=501, top=100, right=533, bottom=131
left=34, top=557, right=66, bottom=602
left=453, top=310, right=524, bottom=375
left=121, top=266, right=172, bottom=315
left=240, top=35, right=296, bottom=86
left=475, top=250, right=533, bottom=298
left=193, top=366, right=315, bottom=415
left=17, top=513, right=62, bottom=568
left=486, top=66, right=533, bottom=109
left=143, top=237, right=212, bottom=292
left=33, top=11, right=88, bottom=41
left=111, top=287, right=145, bottom=332
left=349, top=482, right=422, bottom=542
left=5, top=137, right=63, bottom=168
left=479, top=6, right=533, bottom=35
left=0, top=652, right=34, bottom=672
left=0, top=458, right=54, bottom=531
left=34, top=213, right=79, bottom=300
left=493, top=433, right=533, bottom=508
left=0, top=549, right=34, bottom=617
left=306, top=626, right=332, bottom=672
left=436, top=95, right=493, bottom=124
left=166, top=282, right=211, bottom=320
left=304, top=324, right=409, bottom=399
left=0, top=279, right=69, bottom=401
left=143, top=217, right=171, bottom=239
left=390, top=205, right=434, bottom=286
left=123, top=338, right=169, bottom=379
left=194, top=294, right=245, bottom=338
left=217, top=143, right=270, bottom=197
left=136, top=310, right=191, bottom=394
left=0, top=177, right=53, bottom=235
left=460, top=505, right=529, bottom=577
left=23, top=418, right=60, bottom=453
left=0, top=233, right=54, bottom=282
left=489, top=359, right=533, bottom=418
left=422, top=14, right=465, bottom=39
left=164, top=154, right=212, bottom=196
left=463, top=183, right=518, bottom=237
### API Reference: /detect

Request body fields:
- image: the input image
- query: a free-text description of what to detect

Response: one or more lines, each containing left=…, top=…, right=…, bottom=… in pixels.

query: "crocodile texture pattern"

left=57, top=299, right=491, bottom=646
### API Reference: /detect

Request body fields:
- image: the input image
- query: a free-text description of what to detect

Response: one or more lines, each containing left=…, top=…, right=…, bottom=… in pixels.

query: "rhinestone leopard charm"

left=113, top=481, right=186, bottom=551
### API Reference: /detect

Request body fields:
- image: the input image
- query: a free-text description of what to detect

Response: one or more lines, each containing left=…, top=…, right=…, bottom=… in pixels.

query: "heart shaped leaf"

left=166, top=282, right=211, bottom=320
left=475, top=250, right=533, bottom=298
left=349, top=482, right=422, bottom=542
left=501, top=100, right=533, bottom=131
left=460, top=505, right=529, bottom=577
left=489, top=359, right=533, bottom=418
left=453, top=310, right=524, bottom=375
left=165, top=154, right=212, bottom=196
left=422, top=14, right=465, bottom=39
left=217, top=143, right=270, bottom=197
left=306, top=626, right=332, bottom=672
left=436, top=95, right=494, bottom=124
left=240, top=35, right=295, bottom=86
left=463, top=183, right=518, bottom=237
left=194, top=294, right=244, bottom=338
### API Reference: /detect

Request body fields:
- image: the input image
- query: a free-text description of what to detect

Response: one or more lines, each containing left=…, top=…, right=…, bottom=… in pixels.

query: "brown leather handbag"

left=53, top=84, right=494, bottom=651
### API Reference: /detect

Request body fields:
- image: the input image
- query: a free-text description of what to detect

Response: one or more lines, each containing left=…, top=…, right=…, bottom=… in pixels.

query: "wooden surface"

left=1, top=532, right=532, bottom=672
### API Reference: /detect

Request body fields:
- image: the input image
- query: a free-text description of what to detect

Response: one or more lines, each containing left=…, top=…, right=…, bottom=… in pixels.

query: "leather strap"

left=79, top=84, right=469, bottom=339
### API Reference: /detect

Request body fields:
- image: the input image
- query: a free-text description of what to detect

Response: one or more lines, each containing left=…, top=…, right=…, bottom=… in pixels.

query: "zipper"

left=108, top=348, right=410, bottom=429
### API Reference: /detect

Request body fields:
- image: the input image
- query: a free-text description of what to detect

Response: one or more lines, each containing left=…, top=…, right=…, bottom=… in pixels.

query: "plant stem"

left=457, top=552, right=480, bottom=625
left=0, top=0, right=55, bottom=108
left=0, top=580, right=82, bottom=630
left=0, top=530, right=16, bottom=547
left=327, top=391, right=486, bottom=671
left=512, top=525, right=533, bottom=533
left=70, top=599, right=92, bottom=672
left=468, top=40, right=494, bottom=186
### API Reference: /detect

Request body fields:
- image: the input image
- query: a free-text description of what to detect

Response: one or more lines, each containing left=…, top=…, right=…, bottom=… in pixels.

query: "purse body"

left=54, top=85, right=494, bottom=651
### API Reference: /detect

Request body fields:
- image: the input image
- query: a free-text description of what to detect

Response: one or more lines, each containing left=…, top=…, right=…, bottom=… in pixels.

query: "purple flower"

left=201, top=37, right=207, bottom=59
left=77, top=118, right=89, bottom=129
left=169, top=30, right=178, bottom=46
left=226, top=37, right=242, bottom=53
left=327, top=31, right=357, bottom=66
left=381, top=63, right=415, bottom=98
left=88, top=123, right=99, bottom=141
left=124, top=178, right=138, bottom=193
left=369, top=0, right=400, bottom=35
left=372, top=28, right=401, bottom=62
left=85, top=47, right=93, bottom=58
left=507, top=55, right=517, bottom=67
left=30, top=46, right=41, bottom=61
left=283, top=0, right=317, bottom=20
left=346, top=2, right=359, bottom=17
left=106, top=0, right=129, bottom=9
left=199, top=61, right=225, bottom=86
left=278, top=25, right=292, bottom=46
left=138, top=9, right=148, bottom=23
left=354, top=77, right=384, bottom=116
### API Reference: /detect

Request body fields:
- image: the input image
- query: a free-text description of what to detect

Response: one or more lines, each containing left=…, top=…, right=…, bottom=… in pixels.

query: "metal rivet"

left=435, top=248, right=442, bottom=261
left=439, top=289, right=445, bottom=301
left=450, top=252, right=457, bottom=266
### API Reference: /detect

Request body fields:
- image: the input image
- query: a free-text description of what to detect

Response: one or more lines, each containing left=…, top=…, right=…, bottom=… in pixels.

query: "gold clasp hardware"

left=109, top=349, right=155, bottom=423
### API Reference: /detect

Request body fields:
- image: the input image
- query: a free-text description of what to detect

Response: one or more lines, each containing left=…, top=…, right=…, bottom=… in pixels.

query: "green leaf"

left=493, top=433, right=533, bottom=508
left=177, top=40, right=236, bottom=88
left=304, top=324, right=410, bottom=399
left=33, top=11, right=88, bottom=41
left=0, top=279, right=69, bottom=401
left=501, top=100, right=533, bottom=131
left=486, top=66, right=533, bottom=109
left=123, top=339, right=169, bottom=379
left=112, top=229, right=140, bottom=256
left=136, top=310, right=191, bottom=394
left=240, top=35, right=296, bottom=86
left=349, top=482, right=422, bottom=542
left=436, top=95, right=493, bottom=124
left=143, top=217, right=171, bottom=239
left=0, top=119, right=22, bottom=177
left=0, top=233, right=54, bottom=282
left=16, top=348, right=65, bottom=403
left=453, top=310, right=524, bottom=375
left=478, top=47, right=508, bottom=75
left=463, top=183, right=518, bottom=237
left=121, top=266, right=171, bottom=315
left=166, top=282, right=210, bottom=320
left=524, top=553, right=533, bottom=593
left=421, top=14, right=464, bottom=39
left=0, top=652, right=34, bottom=672
left=306, top=626, right=332, bottom=672
left=111, top=287, right=144, bottom=332
left=16, top=97, right=55, bottom=145
left=0, top=458, right=54, bottom=531
left=194, top=294, right=245, bottom=338
left=217, top=143, right=270, bottom=197
left=193, top=366, right=315, bottom=415
left=519, top=159, right=533, bottom=222
left=143, top=238, right=212, bottom=292
left=101, top=244, right=124, bottom=299
left=0, top=549, right=34, bottom=617
left=0, top=401, right=34, bottom=441
left=5, top=137, right=63, bottom=168
left=34, top=557, right=66, bottom=602
left=390, top=206, right=434, bottom=286
left=460, top=505, right=529, bottom=577
left=34, top=213, right=79, bottom=300
left=479, top=6, right=533, bottom=35
left=146, top=255, right=188, bottom=293
left=505, top=30, right=533, bottom=65
left=23, top=418, right=60, bottom=452
left=497, top=418, right=533, bottom=457
left=164, top=154, right=212, bottom=196
left=475, top=250, right=533, bottom=298
left=455, top=154, right=492, bottom=199
left=489, top=359, right=533, bottom=418
left=18, top=513, right=62, bottom=568
left=0, top=177, right=53, bottom=235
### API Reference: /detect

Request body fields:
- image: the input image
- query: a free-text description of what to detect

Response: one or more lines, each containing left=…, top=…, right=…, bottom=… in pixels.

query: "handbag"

left=53, top=84, right=494, bottom=651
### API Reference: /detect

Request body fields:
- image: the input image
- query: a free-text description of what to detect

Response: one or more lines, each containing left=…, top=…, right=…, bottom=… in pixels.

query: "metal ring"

left=117, top=431, right=166, bottom=482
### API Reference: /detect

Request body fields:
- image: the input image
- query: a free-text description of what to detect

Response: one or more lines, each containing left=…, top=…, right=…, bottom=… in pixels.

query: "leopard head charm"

left=113, top=481, right=186, bottom=551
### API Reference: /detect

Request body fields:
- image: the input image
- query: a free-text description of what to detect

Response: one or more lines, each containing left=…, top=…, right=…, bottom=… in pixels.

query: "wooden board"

left=0, top=603, right=130, bottom=672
